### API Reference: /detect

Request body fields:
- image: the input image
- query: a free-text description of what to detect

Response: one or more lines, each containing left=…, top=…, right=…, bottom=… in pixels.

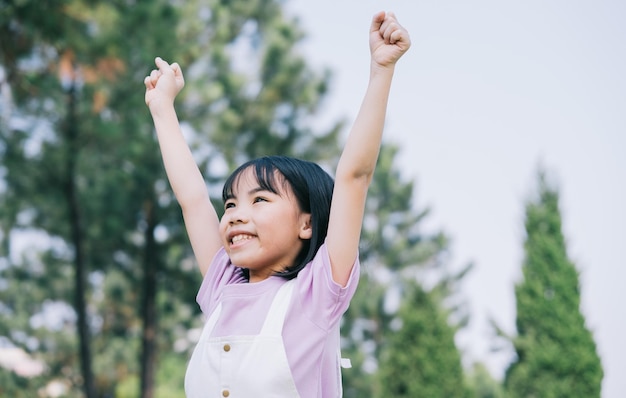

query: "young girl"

left=144, top=11, right=410, bottom=398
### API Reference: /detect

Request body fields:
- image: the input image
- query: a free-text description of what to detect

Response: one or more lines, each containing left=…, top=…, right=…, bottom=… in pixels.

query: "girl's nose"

left=228, top=206, right=248, bottom=224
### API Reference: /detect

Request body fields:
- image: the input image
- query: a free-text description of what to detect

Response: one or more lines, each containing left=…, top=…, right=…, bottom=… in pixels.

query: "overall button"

left=223, top=343, right=231, bottom=352
left=222, top=389, right=230, bottom=397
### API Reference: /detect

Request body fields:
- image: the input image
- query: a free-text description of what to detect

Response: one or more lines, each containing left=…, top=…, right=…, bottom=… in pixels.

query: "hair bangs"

left=222, top=158, right=285, bottom=202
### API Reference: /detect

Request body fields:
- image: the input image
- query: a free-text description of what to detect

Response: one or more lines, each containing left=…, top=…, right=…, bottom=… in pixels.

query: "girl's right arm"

left=326, top=12, right=410, bottom=286
left=145, top=57, right=221, bottom=276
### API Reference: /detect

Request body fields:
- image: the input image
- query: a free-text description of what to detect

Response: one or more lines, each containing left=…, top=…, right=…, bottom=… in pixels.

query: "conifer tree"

left=377, top=284, right=469, bottom=397
left=465, top=363, right=504, bottom=398
left=341, top=144, right=470, bottom=397
left=505, top=172, right=603, bottom=397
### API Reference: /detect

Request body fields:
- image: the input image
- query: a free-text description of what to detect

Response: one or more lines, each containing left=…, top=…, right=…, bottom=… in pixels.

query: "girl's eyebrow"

left=248, top=187, right=268, bottom=195
left=226, top=186, right=269, bottom=200
left=250, top=185, right=282, bottom=197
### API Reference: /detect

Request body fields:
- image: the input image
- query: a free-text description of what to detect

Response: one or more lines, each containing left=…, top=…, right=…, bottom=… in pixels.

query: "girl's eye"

left=253, top=197, right=267, bottom=203
left=224, top=202, right=235, bottom=210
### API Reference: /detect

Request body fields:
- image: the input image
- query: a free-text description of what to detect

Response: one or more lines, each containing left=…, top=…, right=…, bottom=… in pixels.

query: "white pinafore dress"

left=184, top=279, right=300, bottom=397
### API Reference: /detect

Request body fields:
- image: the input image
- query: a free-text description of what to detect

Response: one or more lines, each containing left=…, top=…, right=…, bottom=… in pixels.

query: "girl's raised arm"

left=145, top=57, right=221, bottom=276
left=326, top=12, right=411, bottom=286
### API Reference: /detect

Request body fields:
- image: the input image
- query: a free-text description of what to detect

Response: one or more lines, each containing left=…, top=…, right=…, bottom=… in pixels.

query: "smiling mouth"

left=231, top=234, right=253, bottom=244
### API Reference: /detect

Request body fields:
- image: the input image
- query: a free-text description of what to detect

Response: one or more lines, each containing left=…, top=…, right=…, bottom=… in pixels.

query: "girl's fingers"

left=170, top=62, right=184, bottom=79
left=144, top=75, right=152, bottom=89
left=150, top=69, right=161, bottom=86
left=155, top=56, right=166, bottom=69
left=394, top=25, right=411, bottom=48
left=148, top=57, right=185, bottom=91
left=379, top=14, right=409, bottom=47
left=382, top=23, right=398, bottom=44
left=389, top=29, right=401, bottom=45
left=155, top=57, right=174, bottom=76
left=378, top=13, right=395, bottom=33
left=370, top=11, right=386, bottom=34
left=388, top=25, right=408, bottom=45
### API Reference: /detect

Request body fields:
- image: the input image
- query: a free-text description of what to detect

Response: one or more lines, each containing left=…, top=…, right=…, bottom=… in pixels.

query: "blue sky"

left=286, top=1, right=626, bottom=396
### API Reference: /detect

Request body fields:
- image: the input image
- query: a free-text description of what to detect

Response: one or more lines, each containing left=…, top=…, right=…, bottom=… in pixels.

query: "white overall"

left=184, top=280, right=301, bottom=397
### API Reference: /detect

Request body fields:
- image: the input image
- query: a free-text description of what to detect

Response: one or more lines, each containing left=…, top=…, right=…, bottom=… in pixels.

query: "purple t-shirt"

left=195, top=242, right=360, bottom=397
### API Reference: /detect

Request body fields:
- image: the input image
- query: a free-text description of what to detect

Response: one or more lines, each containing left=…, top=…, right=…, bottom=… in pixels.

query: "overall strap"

left=259, top=279, right=297, bottom=336
left=199, top=302, right=223, bottom=340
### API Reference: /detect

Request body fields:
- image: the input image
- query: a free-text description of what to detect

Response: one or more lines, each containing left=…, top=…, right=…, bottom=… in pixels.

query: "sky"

left=286, top=1, right=626, bottom=397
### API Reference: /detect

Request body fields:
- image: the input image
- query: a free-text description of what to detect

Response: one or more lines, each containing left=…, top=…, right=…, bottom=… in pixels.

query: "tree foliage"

left=341, top=144, right=471, bottom=397
left=465, top=363, right=504, bottom=398
left=504, top=171, right=603, bottom=397
left=377, top=283, right=469, bottom=397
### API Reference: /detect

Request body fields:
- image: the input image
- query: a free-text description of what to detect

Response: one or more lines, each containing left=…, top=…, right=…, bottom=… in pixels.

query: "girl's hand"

left=144, top=57, right=185, bottom=111
left=369, top=11, right=411, bottom=69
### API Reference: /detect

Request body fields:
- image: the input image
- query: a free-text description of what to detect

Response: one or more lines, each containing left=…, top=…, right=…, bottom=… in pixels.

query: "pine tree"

left=465, top=363, right=504, bottom=398
left=377, top=284, right=469, bottom=397
left=341, top=144, right=470, bottom=397
left=0, top=2, right=105, bottom=395
left=505, top=171, right=603, bottom=397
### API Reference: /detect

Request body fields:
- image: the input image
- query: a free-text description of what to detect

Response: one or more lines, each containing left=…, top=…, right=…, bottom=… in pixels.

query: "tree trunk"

left=140, top=200, right=158, bottom=398
left=64, top=80, right=96, bottom=398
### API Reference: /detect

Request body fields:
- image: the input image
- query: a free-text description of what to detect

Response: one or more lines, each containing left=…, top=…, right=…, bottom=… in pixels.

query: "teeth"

left=231, top=234, right=252, bottom=244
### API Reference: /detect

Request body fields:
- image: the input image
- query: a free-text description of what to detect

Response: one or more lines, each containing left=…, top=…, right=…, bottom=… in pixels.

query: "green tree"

left=0, top=1, right=105, bottom=395
left=341, top=144, right=471, bottom=397
left=0, top=0, right=198, bottom=395
left=504, top=171, right=603, bottom=397
left=465, top=363, right=504, bottom=398
left=377, top=284, right=469, bottom=397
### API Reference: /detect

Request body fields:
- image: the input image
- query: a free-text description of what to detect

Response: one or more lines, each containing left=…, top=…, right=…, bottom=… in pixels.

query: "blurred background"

left=0, top=0, right=623, bottom=397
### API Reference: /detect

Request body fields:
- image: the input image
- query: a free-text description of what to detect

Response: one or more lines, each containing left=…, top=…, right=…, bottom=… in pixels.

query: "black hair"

left=222, top=156, right=334, bottom=280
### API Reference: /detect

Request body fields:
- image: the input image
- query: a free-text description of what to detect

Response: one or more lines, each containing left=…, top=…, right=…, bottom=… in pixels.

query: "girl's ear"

left=299, top=214, right=313, bottom=240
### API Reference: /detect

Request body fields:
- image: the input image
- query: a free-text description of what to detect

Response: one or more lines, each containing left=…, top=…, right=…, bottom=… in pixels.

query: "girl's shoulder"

left=297, top=242, right=360, bottom=296
left=196, top=247, right=247, bottom=314
left=292, top=242, right=360, bottom=325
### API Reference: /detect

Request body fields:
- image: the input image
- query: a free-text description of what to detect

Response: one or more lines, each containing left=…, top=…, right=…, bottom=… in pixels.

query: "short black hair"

left=222, top=156, right=334, bottom=279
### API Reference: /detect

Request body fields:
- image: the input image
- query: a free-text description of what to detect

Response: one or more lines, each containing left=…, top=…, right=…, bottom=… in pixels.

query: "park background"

left=0, top=0, right=624, bottom=397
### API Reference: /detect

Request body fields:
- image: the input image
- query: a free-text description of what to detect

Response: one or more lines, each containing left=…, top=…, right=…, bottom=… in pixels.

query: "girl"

left=144, top=11, right=410, bottom=398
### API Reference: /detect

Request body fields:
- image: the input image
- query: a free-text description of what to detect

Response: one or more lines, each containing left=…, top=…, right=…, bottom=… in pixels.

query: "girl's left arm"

left=326, top=11, right=411, bottom=286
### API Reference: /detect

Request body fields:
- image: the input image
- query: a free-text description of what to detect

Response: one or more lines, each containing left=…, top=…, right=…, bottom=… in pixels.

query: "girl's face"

left=219, top=168, right=312, bottom=282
